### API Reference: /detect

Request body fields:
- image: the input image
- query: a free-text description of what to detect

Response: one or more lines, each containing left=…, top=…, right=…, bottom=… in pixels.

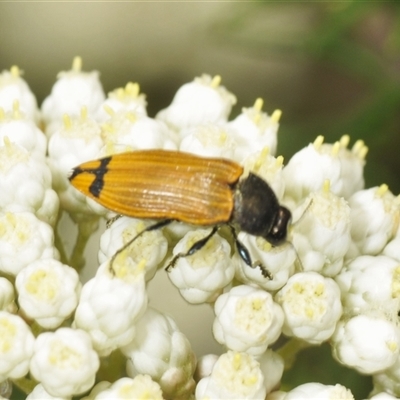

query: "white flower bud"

left=74, top=261, right=147, bottom=356
left=0, top=311, right=35, bottom=381
left=156, top=74, right=236, bottom=131
left=30, top=328, right=100, bottom=398
left=228, top=99, right=280, bottom=161
left=373, top=354, right=400, bottom=398
left=0, top=140, right=59, bottom=226
left=195, top=354, right=219, bottom=381
left=0, top=278, right=15, bottom=312
left=41, top=57, right=105, bottom=130
left=234, top=232, right=296, bottom=291
left=292, top=184, right=351, bottom=277
left=195, top=351, right=267, bottom=400
left=94, top=376, right=163, bottom=400
left=332, top=315, right=400, bottom=374
left=383, top=234, right=400, bottom=262
left=348, top=185, right=399, bottom=256
left=47, top=110, right=105, bottom=219
left=368, top=392, right=399, bottom=400
left=336, top=255, right=400, bottom=315
left=213, top=285, right=284, bottom=355
left=16, top=259, right=81, bottom=329
left=0, top=210, right=57, bottom=276
left=242, top=148, right=285, bottom=201
left=275, top=272, right=342, bottom=344
left=0, top=107, right=46, bottom=159
left=259, top=350, right=285, bottom=395
left=282, top=382, right=354, bottom=399
left=26, top=384, right=71, bottom=400
left=101, top=110, right=177, bottom=153
left=122, top=307, right=196, bottom=399
left=283, top=136, right=366, bottom=205
left=179, top=124, right=237, bottom=160
left=168, top=228, right=234, bottom=304
left=98, top=217, right=168, bottom=282
left=80, top=382, right=111, bottom=400
left=96, top=82, right=147, bottom=122
left=0, top=66, right=40, bottom=123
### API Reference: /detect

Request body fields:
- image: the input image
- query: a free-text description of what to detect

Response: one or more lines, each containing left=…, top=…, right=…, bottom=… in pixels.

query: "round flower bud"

left=292, top=183, right=351, bottom=277
left=41, top=57, right=105, bottom=131
left=74, top=261, right=147, bottom=356
left=94, top=376, right=163, bottom=400
left=283, top=382, right=354, bottom=400
left=168, top=228, right=234, bottom=304
left=98, top=217, right=168, bottom=282
left=0, top=311, right=35, bottom=381
left=30, top=328, right=100, bottom=398
left=156, top=74, right=236, bottom=132
left=16, top=259, right=81, bottom=329
left=96, top=82, right=147, bottom=122
left=332, top=314, right=400, bottom=374
left=213, top=285, right=284, bottom=355
left=195, top=351, right=267, bottom=400
left=0, top=66, right=40, bottom=123
left=0, top=210, right=57, bottom=276
left=228, top=99, right=280, bottom=161
left=275, top=272, right=342, bottom=344
left=122, top=307, right=196, bottom=399
left=348, top=185, right=399, bottom=256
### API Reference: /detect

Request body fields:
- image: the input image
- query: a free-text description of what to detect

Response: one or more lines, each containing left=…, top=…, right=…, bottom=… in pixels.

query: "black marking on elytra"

left=88, top=157, right=112, bottom=197
left=68, top=167, right=83, bottom=182
left=69, top=156, right=112, bottom=198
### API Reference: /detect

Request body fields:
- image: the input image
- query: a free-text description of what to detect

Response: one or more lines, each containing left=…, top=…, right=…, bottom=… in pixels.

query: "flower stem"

left=276, top=338, right=313, bottom=370
left=70, top=217, right=100, bottom=271
left=12, top=377, right=37, bottom=395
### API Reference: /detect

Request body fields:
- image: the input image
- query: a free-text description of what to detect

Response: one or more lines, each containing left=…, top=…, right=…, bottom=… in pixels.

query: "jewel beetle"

left=69, top=149, right=292, bottom=278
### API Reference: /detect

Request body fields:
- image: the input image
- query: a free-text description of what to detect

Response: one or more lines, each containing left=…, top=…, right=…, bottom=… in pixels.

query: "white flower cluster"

left=0, top=57, right=397, bottom=399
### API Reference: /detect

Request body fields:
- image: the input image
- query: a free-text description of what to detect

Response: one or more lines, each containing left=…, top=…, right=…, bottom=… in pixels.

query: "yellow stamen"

left=253, top=98, right=263, bottom=111
left=270, top=109, right=282, bottom=123
left=331, top=141, right=340, bottom=156
left=72, top=56, right=82, bottom=72
left=339, top=134, right=350, bottom=148
left=352, top=139, right=364, bottom=154
left=211, top=75, right=221, bottom=88
left=323, top=179, right=331, bottom=193
left=376, top=184, right=389, bottom=197
left=10, top=65, right=20, bottom=78
left=233, top=353, right=241, bottom=370
left=63, top=114, right=72, bottom=130
left=126, top=82, right=140, bottom=97
left=359, top=145, right=368, bottom=160
left=80, top=106, right=88, bottom=121
left=313, top=135, right=324, bottom=150
left=103, top=105, right=115, bottom=116
left=12, top=101, right=21, bottom=119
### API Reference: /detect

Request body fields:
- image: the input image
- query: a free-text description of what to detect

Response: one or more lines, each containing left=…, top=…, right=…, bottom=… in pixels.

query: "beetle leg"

left=106, top=214, right=122, bottom=228
left=228, top=225, right=273, bottom=280
left=166, top=226, right=219, bottom=272
left=109, top=219, right=173, bottom=273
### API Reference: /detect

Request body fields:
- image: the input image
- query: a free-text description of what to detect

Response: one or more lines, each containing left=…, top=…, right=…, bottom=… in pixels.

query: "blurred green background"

left=1, top=2, right=396, bottom=398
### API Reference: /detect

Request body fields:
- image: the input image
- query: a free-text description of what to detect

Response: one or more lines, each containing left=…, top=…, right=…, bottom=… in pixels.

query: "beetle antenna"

left=109, top=219, right=173, bottom=274
left=287, top=239, right=303, bottom=271
left=291, top=198, right=313, bottom=227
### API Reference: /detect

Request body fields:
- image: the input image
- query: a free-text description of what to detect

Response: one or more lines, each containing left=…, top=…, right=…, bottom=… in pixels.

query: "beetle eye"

left=265, top=206, right=292, bottom=246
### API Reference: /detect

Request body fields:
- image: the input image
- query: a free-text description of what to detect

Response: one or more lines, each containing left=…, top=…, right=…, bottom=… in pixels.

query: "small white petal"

left=275, top=272, right=342, bottom=344
left=30, top=328, right=99, bottom=398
